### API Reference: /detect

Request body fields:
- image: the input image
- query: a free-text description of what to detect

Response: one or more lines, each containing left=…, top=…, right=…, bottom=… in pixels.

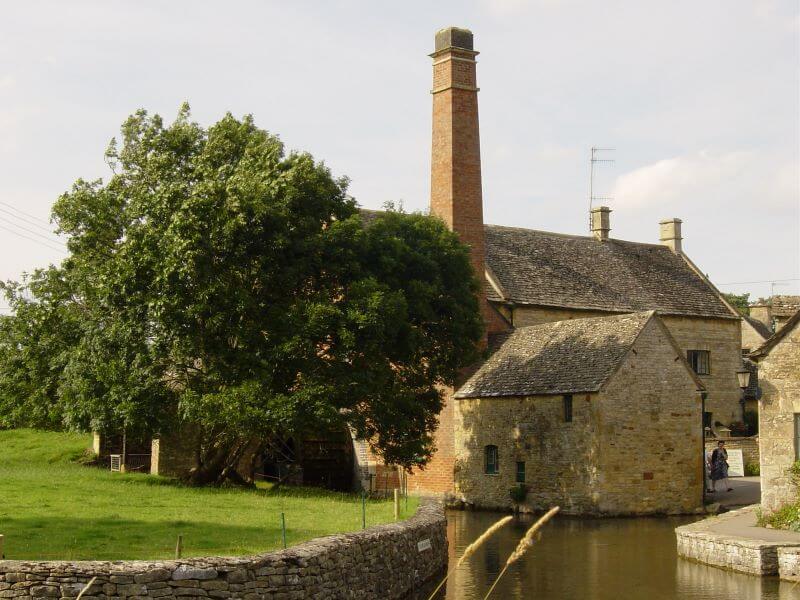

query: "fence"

left=109, top=454, right=152, bottom=473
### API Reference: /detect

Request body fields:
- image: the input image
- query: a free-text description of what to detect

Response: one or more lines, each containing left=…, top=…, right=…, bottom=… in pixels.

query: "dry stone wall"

left=0, top=503, right=446, bottom=600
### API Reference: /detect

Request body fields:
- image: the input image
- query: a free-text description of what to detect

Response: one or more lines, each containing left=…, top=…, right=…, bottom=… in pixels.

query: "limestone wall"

left=453, top=318, right=703, bottom=515
left=597, top=318, right=703, bottom=514
left=510, top=305, right=617, bottom=328
left=511, top=308, right=742, bottom=426
left=676, top=506, right=800, bottom=580
left=676, top=507, right=796, bottom=576
left=151, top=432, right=199, bottom=478
left=0, top=503, right=447, bottom=600
left=660, top=315, right=743, bottom=426
left=757, top=321, right=800, bottom=513
left=741, top=319, right=767, bottom=354
left=454, top=393, right=600, bottom=513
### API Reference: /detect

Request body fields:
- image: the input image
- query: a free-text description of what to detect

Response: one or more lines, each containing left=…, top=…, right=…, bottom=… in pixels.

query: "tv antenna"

left=588, top=147, right=615, bottom=231
left=770, top=280, right=789, bottom=299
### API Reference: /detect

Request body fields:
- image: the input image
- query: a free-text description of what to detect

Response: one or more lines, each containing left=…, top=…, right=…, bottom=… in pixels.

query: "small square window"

left=485, top=445, right=499, bottom=474
left=687, top=350, right=711, bottom=375
left=563, top=394, right=573, bottom=423
left=515, top=461, right=526, bottom=483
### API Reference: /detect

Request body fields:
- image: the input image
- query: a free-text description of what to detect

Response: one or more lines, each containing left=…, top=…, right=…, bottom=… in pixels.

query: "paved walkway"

left=707, top=504, right=800, bottom=544
left=707, top=475, right=761, bottom=508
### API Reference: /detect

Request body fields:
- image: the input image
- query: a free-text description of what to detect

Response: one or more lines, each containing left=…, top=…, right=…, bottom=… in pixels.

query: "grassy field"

left=0, top=429, right=417, bottom=560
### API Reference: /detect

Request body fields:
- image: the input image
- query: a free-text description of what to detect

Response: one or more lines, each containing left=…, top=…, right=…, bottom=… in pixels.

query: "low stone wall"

left=778, top=547, right=800, bottom=582
left=676, top=506, right=800, bottom=578
left=0, top=502, right=446, bottom=599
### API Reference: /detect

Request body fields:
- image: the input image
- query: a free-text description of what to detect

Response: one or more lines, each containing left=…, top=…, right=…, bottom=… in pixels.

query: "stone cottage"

left=452, top=311, right=705, bottom=514
left=399, top=26, right=744, bottom=499
left=742, top=315, right=773, bottom=355
left=751, top=311, right=800, bottom=512
left=750, top=295, right=800, bottom=336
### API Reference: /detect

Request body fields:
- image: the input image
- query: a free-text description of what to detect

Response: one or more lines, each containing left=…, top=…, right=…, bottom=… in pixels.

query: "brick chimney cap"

left=659, top=217, right=682, bottom=224
left=435, top=27, right=474, bottom=52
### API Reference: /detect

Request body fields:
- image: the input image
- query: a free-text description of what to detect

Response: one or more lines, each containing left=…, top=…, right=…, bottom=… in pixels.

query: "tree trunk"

left=183, top=434, right=259, bottom=487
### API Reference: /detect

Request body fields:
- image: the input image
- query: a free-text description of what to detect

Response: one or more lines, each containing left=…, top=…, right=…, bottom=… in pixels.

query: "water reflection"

left=435, top=510, right=800, bottom=600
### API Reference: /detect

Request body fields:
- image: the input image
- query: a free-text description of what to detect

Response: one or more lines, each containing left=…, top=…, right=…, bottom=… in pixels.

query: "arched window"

left=484, top=445, right=499, bottom=474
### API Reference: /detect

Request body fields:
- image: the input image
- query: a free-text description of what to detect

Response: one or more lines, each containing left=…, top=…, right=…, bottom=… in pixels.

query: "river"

left=422, top=510, right=800, bottom=600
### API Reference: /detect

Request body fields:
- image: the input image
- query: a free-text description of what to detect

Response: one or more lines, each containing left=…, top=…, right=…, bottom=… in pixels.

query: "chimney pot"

left=434, top=27, right=474, bottom=52
left=590, top=206, right=611, bottom=241
left=659, top=218, right=683, bottom=254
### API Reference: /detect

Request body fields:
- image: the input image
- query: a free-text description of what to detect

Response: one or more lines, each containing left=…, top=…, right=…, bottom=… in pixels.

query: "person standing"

left=705, top=447, right=714, bottom=493
left=710, top=440, right=733, bottom=492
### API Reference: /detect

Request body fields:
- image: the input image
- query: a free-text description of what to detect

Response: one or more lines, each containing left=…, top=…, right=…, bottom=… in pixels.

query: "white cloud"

left=610, top=150, right=799, bottom=211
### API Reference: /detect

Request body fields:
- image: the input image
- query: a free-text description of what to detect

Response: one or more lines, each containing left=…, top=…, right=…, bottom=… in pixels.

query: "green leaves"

left=0, top=106, right=483, bottom=473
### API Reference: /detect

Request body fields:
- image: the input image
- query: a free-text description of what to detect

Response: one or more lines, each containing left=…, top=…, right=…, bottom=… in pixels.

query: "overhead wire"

left=0, top=223, right=67, bottom=254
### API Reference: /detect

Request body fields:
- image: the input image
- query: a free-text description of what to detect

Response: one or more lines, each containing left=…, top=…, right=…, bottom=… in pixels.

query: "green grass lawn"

left=0, top=428, right=417, bottom=560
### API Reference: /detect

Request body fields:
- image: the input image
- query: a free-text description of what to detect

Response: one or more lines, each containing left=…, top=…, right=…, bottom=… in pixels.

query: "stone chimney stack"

left=590, top=206, right=611, bottom=241
left=659, top=218, right=683, bottom=254
left=430, top=27, right=485, bottom=293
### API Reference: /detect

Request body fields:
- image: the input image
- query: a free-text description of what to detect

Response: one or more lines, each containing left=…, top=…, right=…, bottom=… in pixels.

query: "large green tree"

left=0, top=106, right=483, bottom=484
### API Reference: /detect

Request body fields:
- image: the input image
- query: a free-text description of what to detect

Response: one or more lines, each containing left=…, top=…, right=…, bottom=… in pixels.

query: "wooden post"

left=0, top=534, right=4, bottom=559
left=280, top=512, right=287, bottom=549
left=175, top=534, right=183, bottom=559
left=361, top=490, right=366, bottom=529
left=393, top=488, right=399, bottom=521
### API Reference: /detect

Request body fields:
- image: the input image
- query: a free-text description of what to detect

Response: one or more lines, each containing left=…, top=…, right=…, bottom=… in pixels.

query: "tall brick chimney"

left=430, top=27, right=494, bottom=332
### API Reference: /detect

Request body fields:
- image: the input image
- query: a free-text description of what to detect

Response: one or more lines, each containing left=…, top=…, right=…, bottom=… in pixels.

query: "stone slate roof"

left=484, top=225, right=734, bottom=319
left=743, top=315, right=773, bottom=340
left=770, top=295, right=800, bottom=318
left=358, top=209, right=734, bottom=319
left=455, top=312, right=655, bottom=398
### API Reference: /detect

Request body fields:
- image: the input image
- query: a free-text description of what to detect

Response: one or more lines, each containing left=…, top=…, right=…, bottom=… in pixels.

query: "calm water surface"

left=430, top=510, right=800, bottom=600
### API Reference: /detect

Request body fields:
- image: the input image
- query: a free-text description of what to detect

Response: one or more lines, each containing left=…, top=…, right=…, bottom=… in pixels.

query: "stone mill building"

left=377, top=26, right=746, bottom=515
left=106, top=27, right=747, bottom=516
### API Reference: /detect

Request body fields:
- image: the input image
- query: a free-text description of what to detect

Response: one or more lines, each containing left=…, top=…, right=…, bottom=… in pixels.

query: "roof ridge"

left=484, top=223, right=667, bottom=249
left=510, top=310, right=654, bottom=334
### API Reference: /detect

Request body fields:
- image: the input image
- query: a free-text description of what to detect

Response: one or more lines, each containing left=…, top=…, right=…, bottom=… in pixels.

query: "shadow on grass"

left=0, top=516, right=290, bottom=561
left=107, top=470, right=377, bottom=504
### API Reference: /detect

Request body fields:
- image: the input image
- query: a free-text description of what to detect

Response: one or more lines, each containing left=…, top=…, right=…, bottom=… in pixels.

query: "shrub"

left=509, top=484, right=528, bottom=504
left=745, top=462, right=760, bottom=476
left=758, top=501, right=800, bottom=532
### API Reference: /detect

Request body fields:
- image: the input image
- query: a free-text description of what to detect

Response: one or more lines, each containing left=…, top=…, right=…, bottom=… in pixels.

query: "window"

left=687, top=350, right=711, bottom=375
left=515, top=461, right=526, bottom=483
left=563, top=394, right=573, bottom=422
left=795, top=414, right=800, bottom=461
left=703, top=411, right=713, bottom=429
left=484, top=445, right=499, bottom=474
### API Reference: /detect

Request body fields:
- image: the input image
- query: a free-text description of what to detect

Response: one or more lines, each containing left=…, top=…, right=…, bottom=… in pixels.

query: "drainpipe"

left=701, top=391, right=708, bottom=505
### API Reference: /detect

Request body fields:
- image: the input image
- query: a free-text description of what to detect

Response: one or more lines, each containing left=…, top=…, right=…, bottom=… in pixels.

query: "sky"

left=0, top=0, right=798, bottom=314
